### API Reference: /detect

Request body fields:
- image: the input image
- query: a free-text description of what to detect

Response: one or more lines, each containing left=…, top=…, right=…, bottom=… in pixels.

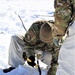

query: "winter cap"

left=40, top=21, right=53, bottom=43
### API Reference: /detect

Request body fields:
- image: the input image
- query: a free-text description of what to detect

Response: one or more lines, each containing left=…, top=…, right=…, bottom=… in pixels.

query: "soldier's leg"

left=47, top=49, right=59, bottom=75
left=8, top=35, right=25, bottom=67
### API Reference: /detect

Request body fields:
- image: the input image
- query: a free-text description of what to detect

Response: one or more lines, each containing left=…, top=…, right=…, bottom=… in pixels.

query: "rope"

left=37, top=60, right=41, bottom=75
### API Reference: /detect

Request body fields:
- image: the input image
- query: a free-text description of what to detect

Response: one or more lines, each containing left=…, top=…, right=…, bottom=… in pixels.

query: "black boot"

left=3, top=67, right=15, bottom=73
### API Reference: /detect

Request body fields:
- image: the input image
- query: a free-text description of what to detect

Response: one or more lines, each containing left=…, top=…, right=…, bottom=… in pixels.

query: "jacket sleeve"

left=23, top=23, right=37, bottom=57
left=24, top=46, right=35, bottom=57
left=54, top=0, right=74, bottom=36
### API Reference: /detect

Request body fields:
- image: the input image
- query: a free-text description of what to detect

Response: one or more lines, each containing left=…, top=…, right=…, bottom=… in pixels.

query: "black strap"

left=37, top=60, right=41, bottom=75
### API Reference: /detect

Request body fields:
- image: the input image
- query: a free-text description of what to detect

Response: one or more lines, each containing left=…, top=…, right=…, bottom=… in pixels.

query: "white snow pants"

left=8, top=34, right=52, bottom=69
left=56, top=21, right=75, bottom=75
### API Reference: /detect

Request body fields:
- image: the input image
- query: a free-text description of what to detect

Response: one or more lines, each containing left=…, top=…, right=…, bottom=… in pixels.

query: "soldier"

left=23, top=20, right=61, bottom=75
left=3, top=20, right=63, bottom=75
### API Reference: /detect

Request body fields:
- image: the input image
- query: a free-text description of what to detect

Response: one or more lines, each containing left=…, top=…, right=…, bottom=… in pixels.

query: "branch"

left=15, top=12, right=27, bottom=32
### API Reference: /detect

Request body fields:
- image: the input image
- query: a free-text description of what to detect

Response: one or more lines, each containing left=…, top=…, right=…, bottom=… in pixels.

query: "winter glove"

left=27, top=56, right=37, bottom=67
left=22, top=52, right=37, bottom=67
left=3, top=67, right=15, bottom=73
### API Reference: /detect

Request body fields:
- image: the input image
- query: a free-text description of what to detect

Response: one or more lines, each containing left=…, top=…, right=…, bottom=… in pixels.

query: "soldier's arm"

left=54, top=0, right=74, bottom=37
left=23, top=20, right=43, bottom=58
left=23, top=25, right=36, bottom=58
left=24, top=46, right=35, bottom=58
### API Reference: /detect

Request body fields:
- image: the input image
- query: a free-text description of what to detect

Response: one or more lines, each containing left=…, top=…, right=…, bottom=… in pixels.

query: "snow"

left=0, top=0, right=54, bottom=34
left=0, top=0, right=54, bottom=75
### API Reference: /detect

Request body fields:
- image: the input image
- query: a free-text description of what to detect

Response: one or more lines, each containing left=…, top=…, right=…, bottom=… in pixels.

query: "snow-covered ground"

left=0, top=0, right=54, bottom=75
left=0, top=0, right=54, bottom=34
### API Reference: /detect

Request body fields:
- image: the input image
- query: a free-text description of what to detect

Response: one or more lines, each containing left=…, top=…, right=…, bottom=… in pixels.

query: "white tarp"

left=56, top=21, right=75, bottom=75
left=0, top=60, right=48, bottom=75
left=0, top=65, right=47, bottom=75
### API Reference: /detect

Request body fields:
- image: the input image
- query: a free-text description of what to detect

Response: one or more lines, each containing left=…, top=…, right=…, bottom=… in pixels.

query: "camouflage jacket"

left=54, top=0, right=75, bottom=36
left=23, top=20, right=59, bottom=57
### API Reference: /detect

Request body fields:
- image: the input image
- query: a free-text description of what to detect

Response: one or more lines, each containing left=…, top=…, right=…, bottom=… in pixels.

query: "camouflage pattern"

left=54, top=0, right=75, bottom=38
left=23, top=20, right=60, bottom=75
